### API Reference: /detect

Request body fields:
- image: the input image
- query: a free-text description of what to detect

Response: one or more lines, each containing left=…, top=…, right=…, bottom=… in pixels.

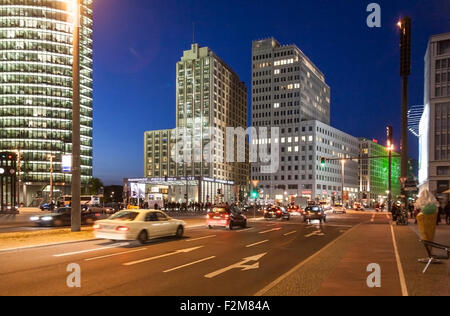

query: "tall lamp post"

left=341, top=159, right=345, bottom=205
left=71, top=0, right=81, bottom=232
left=398, top=17, right=412, bottom=209
left=387, top=126, right=394, bottom=214
left=47, top=154, right=56, bottom=205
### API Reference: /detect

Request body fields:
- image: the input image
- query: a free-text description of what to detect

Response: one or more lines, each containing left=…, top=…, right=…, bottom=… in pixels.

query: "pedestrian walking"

left=445, top=202, right=450, bottom=225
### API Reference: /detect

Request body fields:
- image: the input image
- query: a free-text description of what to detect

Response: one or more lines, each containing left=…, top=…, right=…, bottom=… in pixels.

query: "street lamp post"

left=47, top=154, right=55, bottom=205
left=71, top=0, right=82, bottom=232
left=341, top=160, right=345, bottom=205
left=387, top=126, right=394, bottom=214
left=398, top=17, right=412, bottom=209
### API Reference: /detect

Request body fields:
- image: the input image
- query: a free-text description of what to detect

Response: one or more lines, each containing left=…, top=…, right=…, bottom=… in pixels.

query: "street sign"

left=62, top=154, right=72, bottom=173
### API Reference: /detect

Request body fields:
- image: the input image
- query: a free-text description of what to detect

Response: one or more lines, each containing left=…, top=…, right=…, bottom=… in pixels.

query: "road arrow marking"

left=123, top=246, right=204, bottom=266
left=259, top=228, right=282, bottom=234
left=205, top=253, right=267, bottom=279
left=305, top=230, right=325, bottom=238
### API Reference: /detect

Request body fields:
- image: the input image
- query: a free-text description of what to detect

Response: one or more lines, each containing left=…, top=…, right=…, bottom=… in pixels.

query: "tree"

left=88, top=177, right=104, bottom=195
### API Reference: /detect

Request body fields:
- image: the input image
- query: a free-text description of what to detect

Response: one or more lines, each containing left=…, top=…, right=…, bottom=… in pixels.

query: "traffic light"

left=250, top=190, right=259, bottom=200
left=320, top=157, right=326, bottom=167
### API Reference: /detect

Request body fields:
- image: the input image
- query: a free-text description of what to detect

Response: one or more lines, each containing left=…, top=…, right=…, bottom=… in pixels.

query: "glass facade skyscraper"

left=0, top=0, right=93, bottom=205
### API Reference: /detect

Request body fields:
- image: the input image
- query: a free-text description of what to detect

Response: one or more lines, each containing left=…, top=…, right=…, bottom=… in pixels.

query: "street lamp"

left=386, top=126, right=394, bottom=214
left=70, top=0, right=82, bottom=232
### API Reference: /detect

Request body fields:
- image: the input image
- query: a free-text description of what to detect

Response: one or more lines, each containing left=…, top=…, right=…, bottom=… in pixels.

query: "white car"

left=332, top=205, right=347, bottom=214
left=93, top=210, right=186, bottom=244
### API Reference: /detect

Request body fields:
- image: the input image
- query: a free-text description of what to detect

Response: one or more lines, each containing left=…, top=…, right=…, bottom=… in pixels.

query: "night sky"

left=92, top=0, right=450, bottom=185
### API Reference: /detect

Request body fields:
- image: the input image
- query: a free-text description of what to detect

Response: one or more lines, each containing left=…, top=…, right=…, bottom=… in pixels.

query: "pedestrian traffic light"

left=320, top=157, right=326, bottom=167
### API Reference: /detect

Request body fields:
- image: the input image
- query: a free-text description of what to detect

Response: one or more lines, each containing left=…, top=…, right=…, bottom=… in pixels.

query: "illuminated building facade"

left=419, top=33, right=450, bottom=201
left=0, top=0, right=93, bottom=205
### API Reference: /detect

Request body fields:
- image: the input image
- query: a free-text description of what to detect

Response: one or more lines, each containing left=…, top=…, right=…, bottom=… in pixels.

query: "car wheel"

left=176, top=225, right=184, bottom=238
left=229, top=222, right=234, bottom=230
left=242, top=220, right=247, bottom=228
left=138, top=230, right=148, bottom=244
left=208, top=225, right=213, bottom=229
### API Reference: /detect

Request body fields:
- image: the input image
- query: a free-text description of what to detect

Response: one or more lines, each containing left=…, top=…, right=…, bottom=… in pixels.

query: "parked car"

left=332, top=204, right=347, bottom=214
left=207, top=204, right=247, bottom=230
left=93, top=210, right=186, bottom=244
left=30, top=207, right=98, bottom=227
left=264, top=206, right=290, bottom=221
left=303, top=206, right=327, bottom=223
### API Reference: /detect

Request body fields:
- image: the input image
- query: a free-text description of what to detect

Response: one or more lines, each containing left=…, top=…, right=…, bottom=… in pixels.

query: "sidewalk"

left=259, top=216, right=449, bottom=296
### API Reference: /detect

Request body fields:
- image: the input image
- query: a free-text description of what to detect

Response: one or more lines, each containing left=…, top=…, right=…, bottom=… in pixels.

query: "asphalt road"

left=0, top=212, right=372, bottom=296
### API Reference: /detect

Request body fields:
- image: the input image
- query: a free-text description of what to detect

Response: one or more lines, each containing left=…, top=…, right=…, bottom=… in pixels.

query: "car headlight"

left=41, top=216, right=53, bottom=221
left=30, top=216, right=39, bottom=221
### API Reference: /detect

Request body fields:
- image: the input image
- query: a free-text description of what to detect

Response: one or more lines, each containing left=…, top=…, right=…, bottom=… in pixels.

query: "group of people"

left=437, top=202, right=450, bottom=225
left=138, top=202, right=215, bottom=213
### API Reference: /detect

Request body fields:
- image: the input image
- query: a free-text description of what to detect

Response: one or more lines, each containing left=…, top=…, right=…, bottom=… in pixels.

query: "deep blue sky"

left=92, top=0, right=450, bottom=185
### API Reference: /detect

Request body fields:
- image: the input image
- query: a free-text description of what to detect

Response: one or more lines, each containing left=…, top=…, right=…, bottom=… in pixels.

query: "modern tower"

left=419, top=32, right=450, bottom=199
left=0, top=0, right=94, bottom=206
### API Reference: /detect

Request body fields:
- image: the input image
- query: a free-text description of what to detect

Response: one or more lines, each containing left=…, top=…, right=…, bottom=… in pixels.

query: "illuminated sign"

left=62, top=154, right=72, bottom=173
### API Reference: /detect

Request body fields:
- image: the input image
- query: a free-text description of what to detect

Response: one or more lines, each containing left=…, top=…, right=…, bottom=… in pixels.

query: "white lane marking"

left=305, top=230, right=325, bottom=238
left=390, top=224, right=409, bottom=296
left=236, top=227, right=255, bottom=232
left=53, top=242, right=130, bottom=257
left=370, top=214, right=376, bottom=223
left=84, top=248, right=147, bottom=262
left=259, top=228, right=282, bottom=234
left=186, top=235, right=216, bottom=242
left=205, top=253, right=267, bottom=279
left=164, top=256, right=216, bottom=273
left=123, top=246, right=203, bottom=266
left=246, top=240, right=269, bottom=248
left=284, top=230, right=297, bottom=236
left=255, top=224, right=361, bottom=296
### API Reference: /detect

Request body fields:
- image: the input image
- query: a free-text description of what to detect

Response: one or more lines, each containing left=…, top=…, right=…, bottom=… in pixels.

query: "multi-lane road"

left=0, top=212, right=376, bottom=296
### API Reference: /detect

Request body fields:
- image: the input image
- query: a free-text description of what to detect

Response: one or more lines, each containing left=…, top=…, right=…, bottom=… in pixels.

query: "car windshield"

left=306, top=206, right=320, bottom=212
left=109, top=211, right=138, bottom=221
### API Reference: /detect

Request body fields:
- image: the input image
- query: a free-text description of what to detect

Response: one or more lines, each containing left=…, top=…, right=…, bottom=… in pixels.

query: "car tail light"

left=224, top=214, right=230, bottom=219
left=93, top=224, right=102, bottom=230
left=116, top=226, right=129, bottom=232
left=277, top=210, right=282, bottom=215
left=95, top=213, right=101, bottom=217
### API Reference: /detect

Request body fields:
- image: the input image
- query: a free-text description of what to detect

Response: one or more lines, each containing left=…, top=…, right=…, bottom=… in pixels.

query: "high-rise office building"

left=419, top=33, right=450, bottom=200
left=0, top=0, right=94, bottom=205
left=252, top=38, right=346, bottom=203
left=134, top=44, right=249, bottom=204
